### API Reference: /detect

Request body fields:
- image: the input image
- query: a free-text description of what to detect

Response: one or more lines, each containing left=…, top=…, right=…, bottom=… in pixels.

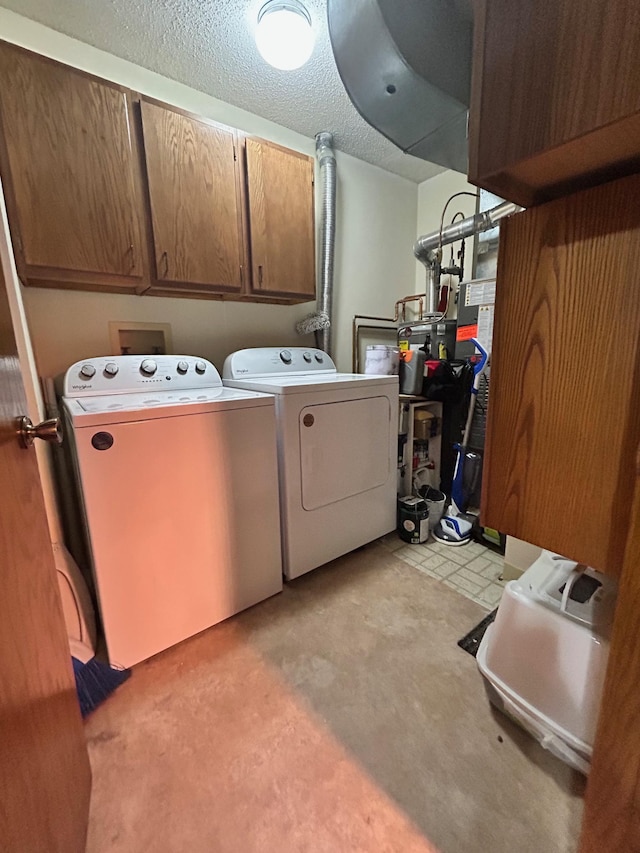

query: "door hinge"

left=233, top=145, right=237, bottom=162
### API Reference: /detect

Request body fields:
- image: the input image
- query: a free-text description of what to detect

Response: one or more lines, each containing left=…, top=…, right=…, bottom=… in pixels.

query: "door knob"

left=17, top=416, right=63, bottom=448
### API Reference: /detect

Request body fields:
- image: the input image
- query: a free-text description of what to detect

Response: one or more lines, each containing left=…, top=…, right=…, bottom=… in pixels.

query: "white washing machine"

left=61, top=355, right=282, bottom=668
left=223, top=347, right=398, bottom=580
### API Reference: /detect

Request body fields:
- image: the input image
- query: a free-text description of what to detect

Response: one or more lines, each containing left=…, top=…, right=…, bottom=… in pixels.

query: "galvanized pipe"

left=315, top=132, right=337, bottom=355
left=425, top=263, right=440, bottom=315
left=414, top=201, right=522, bottom=264
left=414, top=200, right=522, bottom=318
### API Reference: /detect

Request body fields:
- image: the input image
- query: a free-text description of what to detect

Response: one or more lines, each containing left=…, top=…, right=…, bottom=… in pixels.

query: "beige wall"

left=414, top=170, right=477, bottom=316
left=503, top=537, right=542, bottom=580
left=0, top=9, right=418, bottom=377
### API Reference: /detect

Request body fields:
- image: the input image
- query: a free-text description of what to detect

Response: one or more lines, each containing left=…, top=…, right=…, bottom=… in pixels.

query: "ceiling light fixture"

left=255, top=1, right=315, bottom=71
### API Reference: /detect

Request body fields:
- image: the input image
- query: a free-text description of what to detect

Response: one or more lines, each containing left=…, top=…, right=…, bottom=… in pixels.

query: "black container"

left=397, top=496, right=429, bottom=544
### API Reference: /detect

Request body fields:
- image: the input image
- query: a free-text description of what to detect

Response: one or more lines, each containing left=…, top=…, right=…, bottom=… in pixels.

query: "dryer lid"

left=225, top=373, right=399, bottom=395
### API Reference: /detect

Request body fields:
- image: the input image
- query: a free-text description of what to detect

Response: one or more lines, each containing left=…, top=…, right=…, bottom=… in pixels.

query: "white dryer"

left=62, top=355, right=282, bottom=668
left=223, top=347, right=398, bottom=580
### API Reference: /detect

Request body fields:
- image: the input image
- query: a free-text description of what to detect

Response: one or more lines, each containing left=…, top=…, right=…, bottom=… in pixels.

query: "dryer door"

left=300, top=395, right=391, bottom=510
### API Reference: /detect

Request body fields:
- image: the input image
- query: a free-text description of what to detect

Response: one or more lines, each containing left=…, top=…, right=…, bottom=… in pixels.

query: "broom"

left=70, top=639, right=130, bottom=717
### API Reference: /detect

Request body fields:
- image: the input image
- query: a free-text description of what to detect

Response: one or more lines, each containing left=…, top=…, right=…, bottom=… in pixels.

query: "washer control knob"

left=280, top=350, right=292, bottom=364
left=104, top=362, right=119, bottom=377
left=140, top=359, right=157, bottom=376
left=176, top=360, right=189, bottom=375
left=79, top=363, right=96, bottom=379
left=314, top=353, right=324, bottom=363
left=302, top=352, right=312, bottom=363
left=195, top=361, right=207, bottom=375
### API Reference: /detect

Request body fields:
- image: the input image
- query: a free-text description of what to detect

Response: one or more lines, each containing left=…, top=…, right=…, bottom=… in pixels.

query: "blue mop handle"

left=470, top=338, right=488, bottom=383
left=451, top=339, right=489, bottom=511
left=462, top=338, right=488, bottom=446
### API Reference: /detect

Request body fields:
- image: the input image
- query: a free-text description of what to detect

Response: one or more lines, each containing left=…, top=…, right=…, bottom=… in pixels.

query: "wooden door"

left=245, top=138, right=316, bottom=302
left=0, top=41, right=146, bottom=292
left=579, top=467, right=640, bottom=851
left=140, top=100, right=245, bottom=294
left=0, top=260, right=91, bottom=847
left=481, top=174, right=640, bottom=577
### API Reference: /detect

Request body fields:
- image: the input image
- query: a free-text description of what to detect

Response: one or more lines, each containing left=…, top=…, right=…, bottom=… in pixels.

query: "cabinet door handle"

left=258, top=264, right=263, bottom=287
left=127, top=242, right=135, bottom=273
left=159, top=251, right=169, bottom=279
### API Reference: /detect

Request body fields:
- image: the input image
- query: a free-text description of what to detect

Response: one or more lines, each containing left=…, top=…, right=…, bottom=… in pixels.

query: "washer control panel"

left=63, top=355, right=221, bottom=397
left=223, top=347, right=337, bottom=379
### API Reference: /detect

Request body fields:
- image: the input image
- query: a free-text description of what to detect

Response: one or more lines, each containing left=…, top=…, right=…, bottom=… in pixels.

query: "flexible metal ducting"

left=315, top=131, right=337, bottom=356
left=294, top=133, right=336, bottom=349
left=327, top=0, right=473, bottom=172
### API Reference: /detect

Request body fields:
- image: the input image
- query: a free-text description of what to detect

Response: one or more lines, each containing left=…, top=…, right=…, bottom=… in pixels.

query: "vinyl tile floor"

left=85, top=543, right=584, bottom=853
left=382, top=533, right=506, bottom=611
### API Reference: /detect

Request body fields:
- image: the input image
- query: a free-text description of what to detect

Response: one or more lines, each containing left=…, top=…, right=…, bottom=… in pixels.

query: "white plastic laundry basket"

left=476, top=551, right=616, bottom=774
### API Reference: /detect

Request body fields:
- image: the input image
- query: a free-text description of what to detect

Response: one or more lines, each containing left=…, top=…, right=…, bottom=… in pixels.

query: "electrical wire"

left=438, top=192, right=479, bottom=257
left=441, top=210, right=470, bottom=312
left=418, top=196, right=478, bottom=327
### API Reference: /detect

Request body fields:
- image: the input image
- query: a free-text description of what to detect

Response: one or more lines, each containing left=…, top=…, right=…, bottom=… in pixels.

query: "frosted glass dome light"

left=255, top=1, right=315, bottom=71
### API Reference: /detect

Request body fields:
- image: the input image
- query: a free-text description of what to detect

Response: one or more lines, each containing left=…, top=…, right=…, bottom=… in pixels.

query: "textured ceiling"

left=0, top=0, right=446, bottom=183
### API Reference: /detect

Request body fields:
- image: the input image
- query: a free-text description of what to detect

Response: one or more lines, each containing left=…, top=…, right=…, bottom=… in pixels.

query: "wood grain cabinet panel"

left=469, top=0, right=640, bottom=206
left=245, top=138, right=316, bottom=302
left=0, top=41, right=146, bottom=291
left=579, top=465, right=640, bottom=852
left=140, top=100, right=245, bottom=294
left=482, top=174, right=640, bottom=576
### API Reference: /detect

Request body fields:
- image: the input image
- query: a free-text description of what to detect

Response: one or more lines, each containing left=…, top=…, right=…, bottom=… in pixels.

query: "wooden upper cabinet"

left=468, top=0, right=640, bottom=207
left=0, top=42, right=146, bottom=291
left=0, top=42, right=315, bottom=304
left=482, top=174, right=640, bottom=576
left=139, top=100, right=245, bottom=294
left=245, top=138, right=316, bottom=302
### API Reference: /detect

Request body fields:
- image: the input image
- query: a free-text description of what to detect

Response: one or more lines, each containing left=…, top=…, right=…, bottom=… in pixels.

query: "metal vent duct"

left=327, top=0, right=473, bottom=173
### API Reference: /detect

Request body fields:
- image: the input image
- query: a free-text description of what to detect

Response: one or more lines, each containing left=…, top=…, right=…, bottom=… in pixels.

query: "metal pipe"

left=394, top=294, right=424, bottom=323
left=414, top=200, right=522, bottom=319
left=425, top=264, right=440, bottom=315
left=315, top=132, right=337, bottom=356
left=414, top=201, right=522, bottom=265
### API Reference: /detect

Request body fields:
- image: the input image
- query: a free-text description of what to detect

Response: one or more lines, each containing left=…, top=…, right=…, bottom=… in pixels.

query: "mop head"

left=432, top=515, right=473, bottom=546
left=72, top=656, right=131, bottom=717
left=296, top=311, right=330, bottom=335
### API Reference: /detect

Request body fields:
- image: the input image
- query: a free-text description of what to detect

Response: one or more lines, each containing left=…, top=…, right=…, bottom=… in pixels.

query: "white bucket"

left=364, top=345, right=400, bottom=375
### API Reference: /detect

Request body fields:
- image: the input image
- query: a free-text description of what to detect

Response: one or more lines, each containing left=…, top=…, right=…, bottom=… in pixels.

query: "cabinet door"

left=245, top=138, right=315, bottom=301
left=468, top=0, right=640, bottom=206
left=0, top=42, right=145, bottom=291
left=579, top=471, right=640, bottom=852
left=482, top=174, right=640, bottom=576
left=140, top=100, right=244, bottom=294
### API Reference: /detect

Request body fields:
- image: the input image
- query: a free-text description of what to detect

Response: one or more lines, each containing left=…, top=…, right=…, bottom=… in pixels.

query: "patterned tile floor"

left=381, top=532, right=506, bottom=611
